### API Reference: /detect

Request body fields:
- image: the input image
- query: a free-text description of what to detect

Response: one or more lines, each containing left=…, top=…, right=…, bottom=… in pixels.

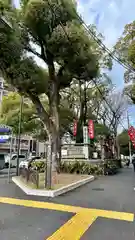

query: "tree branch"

left=25, top=46, right=42, bottom=59
left=39, top=39, right=47, bottom=62
left=28, top=93, right=53, bottom=132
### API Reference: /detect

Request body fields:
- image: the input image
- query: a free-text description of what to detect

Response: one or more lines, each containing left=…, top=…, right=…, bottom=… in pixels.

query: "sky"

left=77, top=0, right=135, bottom=127
left=77, top=0, right=135, bottom=87
left=14, top=0, right=135, bottom=128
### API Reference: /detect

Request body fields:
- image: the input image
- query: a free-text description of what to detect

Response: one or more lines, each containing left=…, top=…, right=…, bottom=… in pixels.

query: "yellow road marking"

left=0, top=197, right=134, bottom=239
left=0, top=197, right=81, bottom=213
left=0, top=197, right=133, bottom=222
left=86, top=208, right=134, bottom=222
left=47, top=213, right=97, bottom=240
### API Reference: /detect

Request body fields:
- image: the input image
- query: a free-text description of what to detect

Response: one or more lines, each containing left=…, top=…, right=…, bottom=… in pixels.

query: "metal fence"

left=19, top=167, right=39, bottom=188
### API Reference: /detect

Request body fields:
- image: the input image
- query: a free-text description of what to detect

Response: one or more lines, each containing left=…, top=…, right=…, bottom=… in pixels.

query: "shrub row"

left=59, top=161, right=104, bottom=175
left=30, top=159, right=121, bottom=175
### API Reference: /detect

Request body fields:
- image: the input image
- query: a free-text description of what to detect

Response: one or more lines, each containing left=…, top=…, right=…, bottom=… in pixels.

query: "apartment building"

left=0, top=133, right=47, bottom=157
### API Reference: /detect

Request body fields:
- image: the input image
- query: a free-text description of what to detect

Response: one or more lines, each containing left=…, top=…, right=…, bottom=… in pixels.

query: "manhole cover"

left=92, top=188, right=104, bottom=191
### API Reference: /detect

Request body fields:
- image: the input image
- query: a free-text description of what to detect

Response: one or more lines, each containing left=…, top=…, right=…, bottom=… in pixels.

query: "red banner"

left=73, top=120, right=77, bottom=136
left=128, top=126, right=135, bottom=147
left=88, top=120, right=94, bottom=139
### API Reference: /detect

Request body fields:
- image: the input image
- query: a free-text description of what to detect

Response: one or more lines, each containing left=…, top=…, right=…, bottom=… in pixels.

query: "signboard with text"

left=88, top=120, right=94, bottom=139
left=0, top=125, right=12, bottom=143
left=73, top=120, right=77, bottom=136
left=128, top=126, right=135, bottom=147
left=0, top=135, right=10, bottom=143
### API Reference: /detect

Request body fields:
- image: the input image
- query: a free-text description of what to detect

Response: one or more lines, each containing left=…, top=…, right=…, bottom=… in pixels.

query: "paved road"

left=0, top=168, right=16, bottom=178
left=0, top=167, right=135, bottom=239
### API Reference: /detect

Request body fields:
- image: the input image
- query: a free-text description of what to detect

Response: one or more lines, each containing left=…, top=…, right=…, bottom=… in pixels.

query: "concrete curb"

left=12, top=175, right=94, bottom=197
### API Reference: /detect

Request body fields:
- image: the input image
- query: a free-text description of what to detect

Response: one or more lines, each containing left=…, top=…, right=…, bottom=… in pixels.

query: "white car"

left=5, top=154, right=26, bottom=168
left=19, top=156, right=41, bottom=169
left=19, top=159, right=29, bottom=169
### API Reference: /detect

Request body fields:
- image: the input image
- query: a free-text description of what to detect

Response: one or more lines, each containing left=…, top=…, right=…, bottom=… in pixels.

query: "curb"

left=12, top=175, right=94, bottom=197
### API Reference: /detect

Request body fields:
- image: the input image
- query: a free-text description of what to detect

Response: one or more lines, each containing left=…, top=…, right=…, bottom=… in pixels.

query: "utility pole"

left=127, top=111, right=132, bottom=163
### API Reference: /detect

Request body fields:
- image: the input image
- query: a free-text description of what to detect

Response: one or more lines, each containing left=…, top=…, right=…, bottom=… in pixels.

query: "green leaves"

left=0, top=0, right=112, bottom=153
left=0, top=92, right=74, bottom=137
left=22, top=0, right=77, bottom=42
left=0, top=92, right=37, bottom=134
left=6, top=57, right=49, bottom=96
left=117, top=130, right=131, bottom=156
left=115, top=21, right=135, bottom=104
left=94, top=123, right=109, bottom=137
left=48, top=21, right=99, bottom=79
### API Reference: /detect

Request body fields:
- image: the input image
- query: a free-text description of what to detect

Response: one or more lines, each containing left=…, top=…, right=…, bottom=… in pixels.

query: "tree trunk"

left=46, top=134, right=52, bottom=188
left=29, top=53, right=60, bottom=187
left=48, top=61, right=60, bottom=184
left=101, top=136, right=104, bottom=161
left=83, top=82, right=87, bottom=126
left=29, top=93, right=55, bottom=188
left=29, top=93, right=51, bottom=133
left=57, top=136, right=62, bottom=171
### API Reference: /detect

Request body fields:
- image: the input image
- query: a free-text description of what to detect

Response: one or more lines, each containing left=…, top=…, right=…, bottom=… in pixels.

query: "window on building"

left=21, top=139, right=29, bottom=145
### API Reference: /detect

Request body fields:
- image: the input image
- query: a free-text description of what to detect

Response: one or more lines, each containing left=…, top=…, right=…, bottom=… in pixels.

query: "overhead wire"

left=81, top=21, right=135, bottom=73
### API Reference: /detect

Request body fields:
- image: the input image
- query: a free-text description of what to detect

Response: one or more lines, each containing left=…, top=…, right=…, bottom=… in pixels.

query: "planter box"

left=12, top=175, right=94, bottom=197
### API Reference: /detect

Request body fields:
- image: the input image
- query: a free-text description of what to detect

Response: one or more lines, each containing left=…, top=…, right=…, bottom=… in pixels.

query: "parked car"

left=0, top=154, right=6, bottom=170
left=5, top=154, right=26, bottom=168
left=19, top=156, right=41, bottom=169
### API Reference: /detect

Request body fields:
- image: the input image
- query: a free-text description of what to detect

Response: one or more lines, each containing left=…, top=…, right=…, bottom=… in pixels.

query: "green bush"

left=31, top=161, right=45, bottom=173
left=104, top=159, right=121, bottom=175
left=30, top=159, right=120, bottom=176
left=59, top=161, right=104, bottom=175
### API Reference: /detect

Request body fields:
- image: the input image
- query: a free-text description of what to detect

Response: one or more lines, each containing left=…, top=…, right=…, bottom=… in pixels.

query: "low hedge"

left=104, top=159, right=121, bottom=175
left=59, top=161, right=104, bottom=175
left=30, top=159, right=121, bottom=176
left=30, top=161, right=46, bottom=173
left=30, top=161, right=103, bottom=175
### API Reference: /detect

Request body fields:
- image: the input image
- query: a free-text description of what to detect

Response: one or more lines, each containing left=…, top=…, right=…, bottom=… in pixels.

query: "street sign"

left=0, top=135, right=10, bottom=143
left=0, top=124, right=12, bottom=133
left=88, top=120, right=94, bottom=139
left=0, top=125, right=13, bottom=183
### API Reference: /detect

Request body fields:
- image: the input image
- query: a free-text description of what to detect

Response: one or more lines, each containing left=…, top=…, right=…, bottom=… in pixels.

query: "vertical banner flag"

left=128, top=126, right=135, bottom=147
left=73, top=120, right=77, bottom=136
left=88, top=120, right=94, bottom=139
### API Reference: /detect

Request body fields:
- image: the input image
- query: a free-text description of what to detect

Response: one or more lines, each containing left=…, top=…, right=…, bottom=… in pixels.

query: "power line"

left=82, top=21, right=135, bottom=74
left=44, top=0, right=128, bottom=131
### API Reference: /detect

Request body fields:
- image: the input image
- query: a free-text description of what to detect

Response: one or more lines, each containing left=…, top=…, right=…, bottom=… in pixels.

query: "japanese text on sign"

left=88, top=120, right=94, bottom=139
